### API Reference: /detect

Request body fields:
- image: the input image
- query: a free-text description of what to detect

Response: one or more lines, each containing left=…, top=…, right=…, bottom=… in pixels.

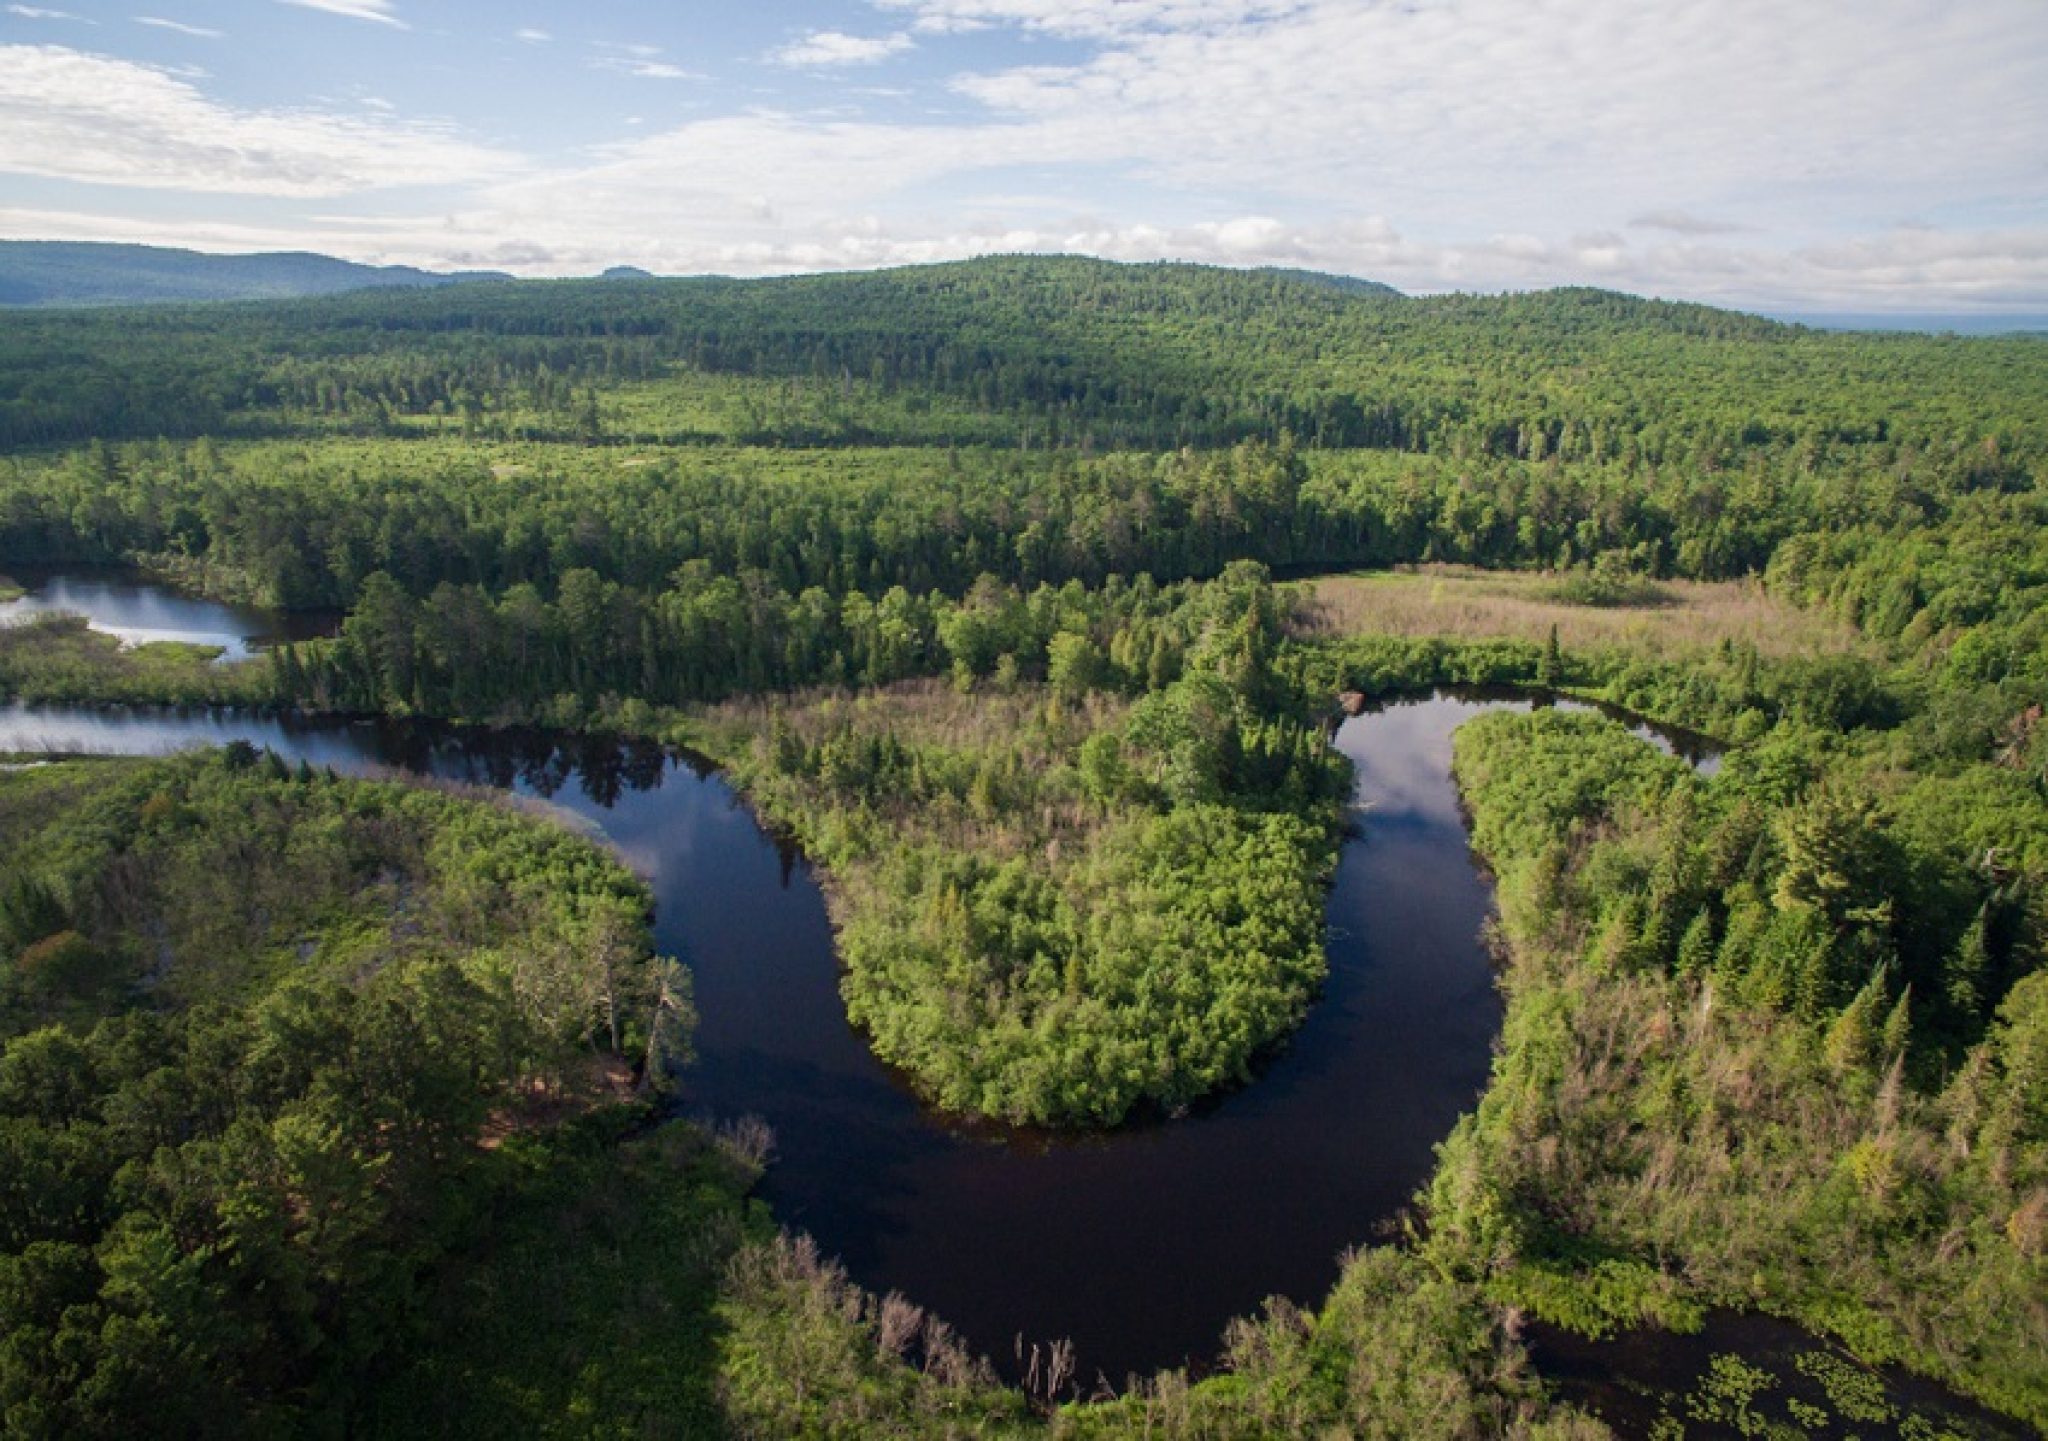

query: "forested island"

left=1, top=257, right=2043, bottom=1437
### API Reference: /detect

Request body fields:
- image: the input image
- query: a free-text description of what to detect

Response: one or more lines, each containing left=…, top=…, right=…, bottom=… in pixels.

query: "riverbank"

left=0, top=749, right=741, bottom=1434
left=3, top=570, right=2041, bottom=1433
left=1441, top=707, right=2048, bottom=1431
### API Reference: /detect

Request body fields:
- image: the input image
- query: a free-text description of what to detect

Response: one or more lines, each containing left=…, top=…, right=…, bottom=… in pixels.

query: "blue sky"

left=2, top=0, right=2045, bottom=311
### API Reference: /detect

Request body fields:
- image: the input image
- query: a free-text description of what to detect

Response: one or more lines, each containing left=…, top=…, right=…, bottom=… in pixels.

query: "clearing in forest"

left=1296, top=565, right=1859, bottom=659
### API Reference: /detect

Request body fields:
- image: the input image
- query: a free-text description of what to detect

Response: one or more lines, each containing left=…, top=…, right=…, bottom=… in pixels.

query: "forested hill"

left=0, top=241, right=509, bottom=309
left=3, top=252, right=2040, bottom=458
left=1251, top=266, right=1403, bottom=297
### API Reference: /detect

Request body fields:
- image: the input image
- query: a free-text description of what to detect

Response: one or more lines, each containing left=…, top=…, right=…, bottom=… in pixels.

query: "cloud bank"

left=0, top=44, right=515, bottom=194
left=2, top=0, right=2044, bottom=310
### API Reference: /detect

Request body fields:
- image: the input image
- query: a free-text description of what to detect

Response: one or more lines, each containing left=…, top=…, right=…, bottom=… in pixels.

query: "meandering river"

left=40, top=574, right=2024, bottom=1435
left=0, top=682, right=1702, bottom=1383
left=5, top=577, right=2027, bottom=1436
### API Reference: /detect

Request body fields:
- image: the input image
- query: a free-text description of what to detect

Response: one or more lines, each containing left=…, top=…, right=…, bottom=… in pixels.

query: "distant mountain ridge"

left=0, top=242, right=1420, bottom=310
left=0, top=242, right=513, bottom=307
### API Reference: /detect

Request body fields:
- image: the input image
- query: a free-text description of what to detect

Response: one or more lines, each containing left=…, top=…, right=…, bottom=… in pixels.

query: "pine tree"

left=1881, top=985, right=1913, bottom=1057
left=1826, top=968, right=1887, bottom=1073
left=1538, top=623, right=1563, bottom=689
left=1677, top=908, right=1717, bottom=975
left=1947, top=904, right=1992, bottom=1020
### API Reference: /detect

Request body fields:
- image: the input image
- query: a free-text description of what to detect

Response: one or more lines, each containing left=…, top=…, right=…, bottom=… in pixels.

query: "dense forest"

left=0, top=751, right=720, bottom=1434
left=678, top=565, right=1347, bottom=1125
left=1446, top=711, right=2045, bottom=1402
left=2, top=257, right=2043, bottom=460
left=1, top=256, right=2044, bottom=1436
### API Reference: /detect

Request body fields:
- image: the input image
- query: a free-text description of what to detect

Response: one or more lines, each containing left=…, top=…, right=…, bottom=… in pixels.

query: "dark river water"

left=0, top=687, right=1683, bottom=1385
left=1530, top=1312, right=2032, bottom=1439
left=15, top=578, right=2016, bottom=1435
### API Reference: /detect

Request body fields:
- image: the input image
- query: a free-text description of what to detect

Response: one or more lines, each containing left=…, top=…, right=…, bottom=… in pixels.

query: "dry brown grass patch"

left=694, top=676, right=1130, bottom=762
left=1294, top=565, right=1858, bottom=660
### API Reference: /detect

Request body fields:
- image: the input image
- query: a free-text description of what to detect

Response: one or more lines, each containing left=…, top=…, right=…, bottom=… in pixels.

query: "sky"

left=2, top=0, right=2045, bottom=313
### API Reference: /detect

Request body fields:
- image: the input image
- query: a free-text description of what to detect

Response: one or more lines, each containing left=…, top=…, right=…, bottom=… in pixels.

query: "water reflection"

left=0, top=689, right=1715, bottom=1387
left=0, top=565, right=338, bottom=661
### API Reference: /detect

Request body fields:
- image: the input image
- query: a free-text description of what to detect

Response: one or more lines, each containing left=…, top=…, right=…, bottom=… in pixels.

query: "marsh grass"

left=0, top=612, right=270, bottom=705
left=1297, top=565, right=1859, bottom=660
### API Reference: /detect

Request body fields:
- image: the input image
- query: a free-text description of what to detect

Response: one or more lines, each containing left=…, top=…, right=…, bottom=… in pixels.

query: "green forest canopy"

left=0, top=256, right=2044, bottom=1435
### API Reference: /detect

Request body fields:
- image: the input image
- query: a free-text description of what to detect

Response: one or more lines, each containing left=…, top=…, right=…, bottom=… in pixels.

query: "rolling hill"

left=0, top=241, right=510, bottom=307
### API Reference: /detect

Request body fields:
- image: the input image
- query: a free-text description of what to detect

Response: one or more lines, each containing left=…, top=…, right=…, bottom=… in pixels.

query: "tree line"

left=2, top=257, right=2040, bottom=460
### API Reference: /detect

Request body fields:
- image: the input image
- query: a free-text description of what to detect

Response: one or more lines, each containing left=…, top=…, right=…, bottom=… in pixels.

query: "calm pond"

left=12, top=576, right=2012, bottom=1435
left=0, top=564, right=337, bottom=660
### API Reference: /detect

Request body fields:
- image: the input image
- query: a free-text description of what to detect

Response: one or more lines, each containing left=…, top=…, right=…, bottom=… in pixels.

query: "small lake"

left=0, top=565, right=336, bottom=661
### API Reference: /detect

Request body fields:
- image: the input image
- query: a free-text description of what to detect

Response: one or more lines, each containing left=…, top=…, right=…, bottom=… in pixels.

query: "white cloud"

left=903, top=13, right=989, bottom=34
left=933, top=0, right=2048, bottom=232
left=277, top=0, right=404, bottom=29
left=873, top=1, right=1303, bottom=39
left=768, top=30, right=915, bottom=67
left=1, top=0, right=2043, bottom=311
left=0, top=203, right=398, bottom=251
left=587, top=41, right=697, bottom=80
left=513, top=27, right=549, bottom=42
left=0, top=44, right=515, bottom=194
left=593, top=57, right=696, bottom=80
left=1631, top=211, right=1747, bottom=237
left=7, top=5, right=85, bottom=19
left=134, top=15, right=222, bottom=37
left=482, top=111, right=1080, bottom=230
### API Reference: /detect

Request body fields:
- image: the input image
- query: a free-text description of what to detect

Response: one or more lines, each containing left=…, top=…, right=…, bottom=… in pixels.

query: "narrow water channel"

left=1529, top=1313, right=2032, bottom=1439
left=0, top=688, right=1685, bottom=1383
